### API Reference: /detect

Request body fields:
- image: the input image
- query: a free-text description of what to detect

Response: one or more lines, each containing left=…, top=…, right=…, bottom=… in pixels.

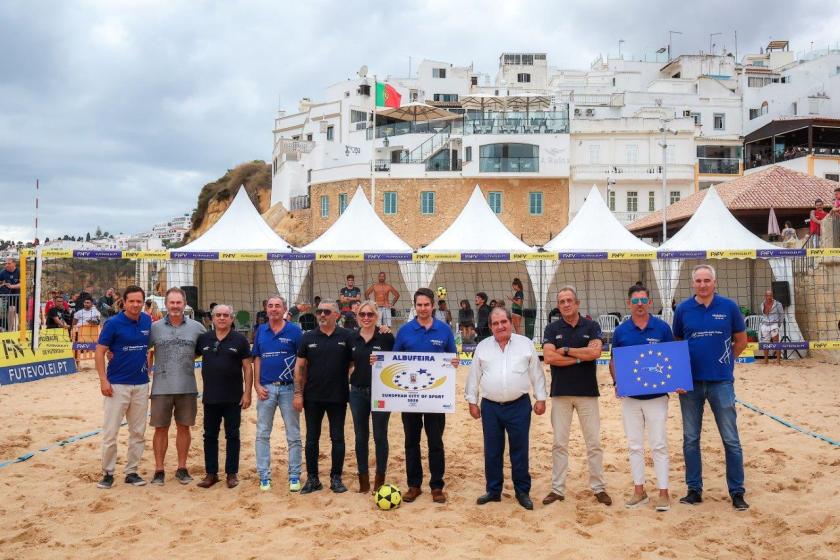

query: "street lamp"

left=655, top=99, right=679, bottom=243
left=709, top=32, right=722, bottom=55
left=667, top=30, right=682, bottom=61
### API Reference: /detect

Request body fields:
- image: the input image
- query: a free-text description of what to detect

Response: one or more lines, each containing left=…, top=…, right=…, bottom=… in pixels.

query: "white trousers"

left=621, top=395, right=669, bottom=489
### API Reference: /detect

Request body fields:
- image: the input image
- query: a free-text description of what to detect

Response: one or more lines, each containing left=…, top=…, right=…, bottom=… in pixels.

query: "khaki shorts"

left=150, top=394, right=198, bottom=427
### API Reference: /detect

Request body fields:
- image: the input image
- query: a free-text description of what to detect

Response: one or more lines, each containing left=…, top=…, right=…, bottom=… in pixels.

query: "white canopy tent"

left=415, top=185, right=538, bottom=334
left=300, top=186, right=413, bottom=316
left=539, top=186, right=657, bottom=333
left=657, top=186, right=803, bottom=343
left=164, top=186, right=296, bottom=320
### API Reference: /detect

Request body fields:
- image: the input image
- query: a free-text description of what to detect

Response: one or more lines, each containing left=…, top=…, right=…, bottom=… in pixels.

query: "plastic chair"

left=745, top=315, right=761, bottom=335
left=597, top=314, right=620, bottom=340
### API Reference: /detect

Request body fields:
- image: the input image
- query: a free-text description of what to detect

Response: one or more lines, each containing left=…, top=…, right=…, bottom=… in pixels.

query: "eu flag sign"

left=612, top=340, right=693, bottom=397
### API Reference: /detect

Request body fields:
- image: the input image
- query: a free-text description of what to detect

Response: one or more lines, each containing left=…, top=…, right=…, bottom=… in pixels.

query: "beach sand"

left=0, top=359, right=838, bottom=560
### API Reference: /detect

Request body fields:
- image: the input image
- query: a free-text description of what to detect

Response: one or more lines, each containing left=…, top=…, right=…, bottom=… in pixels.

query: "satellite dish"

left=358, top=65, right=368, bottom=78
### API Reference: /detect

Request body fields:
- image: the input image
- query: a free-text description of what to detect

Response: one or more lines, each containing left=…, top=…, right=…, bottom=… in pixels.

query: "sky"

left=1, top=0, right=838, bottom=242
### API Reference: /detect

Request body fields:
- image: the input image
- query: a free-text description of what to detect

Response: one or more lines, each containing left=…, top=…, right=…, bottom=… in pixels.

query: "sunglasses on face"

left=316, top=309, right=333, bottom=316
left=630, top=297, right=650, bottom=305
left=357, top=311, right=376, bottom=319
left=214, top=313, right=230, bottom=318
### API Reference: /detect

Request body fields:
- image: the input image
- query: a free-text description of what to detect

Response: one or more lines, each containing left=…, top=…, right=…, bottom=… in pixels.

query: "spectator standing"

left=809, top=199, right=827, bottom=246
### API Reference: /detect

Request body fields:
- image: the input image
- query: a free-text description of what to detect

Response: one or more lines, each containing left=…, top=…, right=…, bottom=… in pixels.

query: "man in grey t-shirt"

left=148, top=287, right=206, bottom=485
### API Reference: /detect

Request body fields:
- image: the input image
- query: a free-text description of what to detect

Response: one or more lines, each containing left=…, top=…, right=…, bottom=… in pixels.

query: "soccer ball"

left=436, top=286, right=447, bottom=299
left=375, top=483, right=402, bottom=510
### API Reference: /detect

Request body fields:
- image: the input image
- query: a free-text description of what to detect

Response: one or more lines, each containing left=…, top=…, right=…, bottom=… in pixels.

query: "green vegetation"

left=190, top=161, right=271, bottom=231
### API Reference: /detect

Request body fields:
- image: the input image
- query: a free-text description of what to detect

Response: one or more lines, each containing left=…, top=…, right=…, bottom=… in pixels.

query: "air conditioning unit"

left=574, top=108, right=582, bottom=117
left=682, top=109, right=692, bottom=117
left=585, top=108, right=595, bottom=117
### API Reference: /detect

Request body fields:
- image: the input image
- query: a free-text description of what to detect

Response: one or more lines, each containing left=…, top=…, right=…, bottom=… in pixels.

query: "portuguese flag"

left=375, top=82, right=401, bottom=108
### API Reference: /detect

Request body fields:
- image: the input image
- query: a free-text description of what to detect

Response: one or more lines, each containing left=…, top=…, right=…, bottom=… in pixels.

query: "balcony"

left=366, top=111, right=570, bottom=139
left=570, top=93, right=625, bottom=107
left=479, top=156, right=539, bottom=173
left=572, top=163, right=695, bottom=181
left=613, top=211, right=651, bottom=225
left=276, top=139, right=315, bottom=160
left=698, top=157, right=740, bottom=174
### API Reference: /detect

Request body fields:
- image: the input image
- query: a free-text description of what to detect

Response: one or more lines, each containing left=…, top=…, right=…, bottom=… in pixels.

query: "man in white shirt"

left=73, top=297, right=102, bottom=327
left=465, top=307, right=547, bottom=510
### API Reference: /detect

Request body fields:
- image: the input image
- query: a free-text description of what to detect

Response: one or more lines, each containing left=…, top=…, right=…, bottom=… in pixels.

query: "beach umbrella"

left=460, top=94, right=507, bottom=113
left=768, top=207, right=781, bottom=237
left=377, top=102, right=459, bottom=123
left=505, top=94, right=551, bottom=119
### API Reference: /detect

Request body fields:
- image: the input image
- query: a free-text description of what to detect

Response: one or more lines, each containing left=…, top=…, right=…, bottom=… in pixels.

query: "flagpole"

left=370, top=74, right=377, bottom=205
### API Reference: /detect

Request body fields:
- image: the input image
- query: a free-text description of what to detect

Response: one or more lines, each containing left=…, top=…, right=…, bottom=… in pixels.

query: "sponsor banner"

left=372, top=351, right=456, bottom=413
left=40, top=249, right=74, bottom=258
left=657, top=250, right=707, bottom=259
left=608, top=251, right=657, bottom=260
left=736, top=349, right=755, bottom=364
left=123, top=250, right=170, bottom=259
left=707, top=249, right=756, bottom=259
left=511, top=252, right=557, bottom=261
left=757, top=249, right=807, bottom=258
left=807, top=248, right=840, bottom=257
left=218, top=251, right=268, bottom=261
left=271, top=252, right=315, bottom=260
left=73, top=342, right=97, bottom=351
left=596, top=350, right=612, bottom=365
left=169, top=251, right=219, bottom=260
left=761, top=341, right=809, bottom=350
left=457, top=343, right=477, bottom=366
left=0, top=331, right=76, bottom=386
left=461, top=252, right=511, bottom=261
left=73, top=250, right=123, bottom=259
left=316, top=252, right=364, bottom=261
left=413, top=253, right=460, bottom=262
left=809, top=341, right=840, bottom=350
left=558, top=252, right=608, bottom=260
left=364, top=252, right=413, bottom=261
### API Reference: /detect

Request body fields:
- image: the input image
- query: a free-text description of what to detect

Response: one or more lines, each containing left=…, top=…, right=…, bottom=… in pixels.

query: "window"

left=306, top=133, right=313, bottom=141
left=690, top=112, right=701, bottom=126
left=432, top=68, right=447, bottom=78
left=627, top=191, right=638, bottom=212
left=749, top=108, right=761, bottom=120
left=338, top=193, right=348, bottom=215
left=488, top=191, right=502, bottom=214
left=383, top=191, right=397, bottom=214
left=350, top=110, right=367, bottom=123
left=713, top=113, right=725, bottom=130
left=421, top=191, right=435, bottom=214
left=471, top=76, right=478, bottom=86
left=479, top=143, right=539, bottom=172
left=670, top=190, right=681, bottom=204
left=326, top=125, right=335, bottom=141
left=588, top=144, right=600, bottom=164
left=433, top=93, right=458, bottom=102
left=825, top=173, right=839, bottom=182
left=648, top=191, right=656, bottom=212
left=608, top=190, right=615, bottom=211
left=748, top=76, right=773, bottom=87
left=625, top=144, right=638, bottom=164
left=528, top=192, right=543, bottom=215
left=320, top=195, right=329, bottom=218
left=464, top=146, right=472, bottom=162
left=517, top=73, right=531, bottom=83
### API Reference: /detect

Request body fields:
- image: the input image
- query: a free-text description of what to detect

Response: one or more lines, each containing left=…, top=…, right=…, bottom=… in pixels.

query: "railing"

left=571, top=93, right=625, bottom=107
left=276, top=139, right=316, bottom=155
left=401, top=128, right=451, bottom=164
left=612, top=211, right=652, bottom=225
left=426, top=157, right=462, bottom=172
left=367, top=119, right=461, bottom=139
left=290, top=195, right=310, bottom=210
left=572, top=163, right=694, bottom=179
left=479, top=156, right=539, bottom=172
left=367, top=111, right=570, bottom=139
left=698, top=158, right=740, bottom=174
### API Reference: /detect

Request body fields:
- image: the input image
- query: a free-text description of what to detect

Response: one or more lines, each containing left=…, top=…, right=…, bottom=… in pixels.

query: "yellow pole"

left=18, top=252, right=27, bottom=342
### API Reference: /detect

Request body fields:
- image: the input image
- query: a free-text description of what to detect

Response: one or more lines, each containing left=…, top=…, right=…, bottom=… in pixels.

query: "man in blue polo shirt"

left=253, top=295, right=303, bottom=492
left=610, top=284, right=675, bottom=512
left=673, top=264, right=749, bottom=511
left=94, top=285, right=152, bottom=489
left=393, top=287, right=458, bottom=505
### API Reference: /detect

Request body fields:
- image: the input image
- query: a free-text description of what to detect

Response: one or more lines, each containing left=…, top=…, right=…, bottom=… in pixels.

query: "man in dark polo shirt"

left=541, top=285, right=612, bottom=507
left=393, top=287, right=458, bottom=505
left=195, top=304, right=253, bottom=489
left=293, top=301, right=354, bottom=494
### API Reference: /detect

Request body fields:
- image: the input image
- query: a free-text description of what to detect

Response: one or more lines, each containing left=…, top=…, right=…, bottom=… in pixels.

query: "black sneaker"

left=329, top=477, right=348, bottom=493
left=151, top=471, right=165, bottom=486
left=124, top=473, right=147, bottom=486
left=300, top=478, right=323, bottom=494
left=731, top=493, right=750, bottom=511
left=96, top=473, right=114, bottom=489
left=175, top=468, right=193, bottom=485
left=679, top=489, right=703, bottom=505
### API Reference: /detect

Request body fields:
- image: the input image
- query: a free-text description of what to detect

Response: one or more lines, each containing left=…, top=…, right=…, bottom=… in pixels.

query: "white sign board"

left=371, top=351, right=457, bottom=413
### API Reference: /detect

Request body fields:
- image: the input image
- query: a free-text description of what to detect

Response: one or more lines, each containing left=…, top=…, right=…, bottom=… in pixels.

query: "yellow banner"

left=40, top=249, right=74, bottom=258
left=511, top=252, right=556, bottom=261
left=124, top=250, right=170, bottom=259
left=809, top=341, right=840, bottom=350
left=315, top=252, right=364, bottom=261
left=608, top=251, right=656, bottom=260
left=707, top=250, right=756, bottom=259
left=413, top=253, right=460, bottom=262
left=0, top=330, right=76, bottom=385
left=219, top=251, right=269, bottom=261
left=807, top=248, right=840, bottom=257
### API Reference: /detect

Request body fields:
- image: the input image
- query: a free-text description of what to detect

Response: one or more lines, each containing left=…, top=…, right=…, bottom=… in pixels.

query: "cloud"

left=1, top=0, right=837, bottom=241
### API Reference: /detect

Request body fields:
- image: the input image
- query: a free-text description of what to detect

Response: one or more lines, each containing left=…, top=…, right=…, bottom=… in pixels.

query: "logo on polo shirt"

left=338, top=341, right=346, bottom=346
left=430, top=339, right=444, bottom=347
left=308, top=343, right=317, bottom=348
left=141, top=330, right=150, bottom=336
left=712, top=313, right=727, bottom=320
left=555, top=334, right=563, bottom=340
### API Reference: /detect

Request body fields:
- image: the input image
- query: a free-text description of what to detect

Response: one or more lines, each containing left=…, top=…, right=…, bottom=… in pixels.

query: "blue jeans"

left=679, top=380, right=745, bottom=496
left=349, top=385, right=391, bottom=476
left=255, top=383, right=301, bottom=480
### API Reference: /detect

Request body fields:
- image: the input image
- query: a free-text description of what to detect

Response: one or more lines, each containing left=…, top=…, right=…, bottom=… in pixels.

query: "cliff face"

left=185, top=161, right=314, bottom=246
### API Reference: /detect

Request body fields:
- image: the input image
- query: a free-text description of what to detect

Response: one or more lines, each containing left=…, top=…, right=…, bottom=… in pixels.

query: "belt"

left=270, top=380, right=294, bottom=386
left=483, top=394, right=528, bottom=406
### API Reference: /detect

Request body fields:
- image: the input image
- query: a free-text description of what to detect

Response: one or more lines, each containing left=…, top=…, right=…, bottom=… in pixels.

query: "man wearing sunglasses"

left=253, top=295, right=303, bottom=492
left=609, top=285, right=675, bottom=512
left=293, top=302, right=354, bottom=494
left=195, top=305, right=253, bottom=489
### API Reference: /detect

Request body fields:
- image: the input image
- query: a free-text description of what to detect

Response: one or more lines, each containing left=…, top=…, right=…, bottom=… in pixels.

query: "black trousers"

left=402, top=412, right=445, bottom=490
left=304, top=401, right=347, bottom=478
left=203, top=402, right=241, bottom=475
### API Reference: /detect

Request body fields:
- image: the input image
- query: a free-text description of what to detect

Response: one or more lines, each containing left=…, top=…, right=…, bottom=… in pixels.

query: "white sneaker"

left=624, top=493, right=649, bottom=509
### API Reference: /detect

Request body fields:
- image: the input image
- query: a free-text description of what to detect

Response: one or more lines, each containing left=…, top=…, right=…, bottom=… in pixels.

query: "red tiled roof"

left=628, top=165, right=839, bottom=232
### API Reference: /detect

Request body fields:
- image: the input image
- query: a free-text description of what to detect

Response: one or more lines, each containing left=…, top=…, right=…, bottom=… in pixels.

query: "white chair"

left=597, top=314, right=620, bottom=341
left=745, top=315, right=762, bottom=335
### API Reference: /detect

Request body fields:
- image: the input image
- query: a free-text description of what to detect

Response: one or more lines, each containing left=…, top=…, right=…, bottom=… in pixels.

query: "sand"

left=0, top=359, right=838, bottom=560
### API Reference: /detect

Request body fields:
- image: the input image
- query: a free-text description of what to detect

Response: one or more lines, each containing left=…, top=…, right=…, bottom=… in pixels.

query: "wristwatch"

left=576, top=358, right=581, bottom=365
left=563, top=346, right=570, bottom=356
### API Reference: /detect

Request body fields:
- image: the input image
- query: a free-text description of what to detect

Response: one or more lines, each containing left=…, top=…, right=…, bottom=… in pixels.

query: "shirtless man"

left=364, top=272, right=400, bottom=327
